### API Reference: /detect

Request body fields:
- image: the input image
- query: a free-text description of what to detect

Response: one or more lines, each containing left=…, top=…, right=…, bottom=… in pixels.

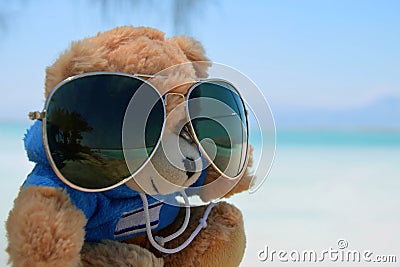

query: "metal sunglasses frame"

left=29, top=72, right=249, bottom=193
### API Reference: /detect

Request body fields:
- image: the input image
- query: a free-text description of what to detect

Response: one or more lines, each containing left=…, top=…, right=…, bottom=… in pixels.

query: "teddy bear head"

left=44, top=26, right=253, bottom=199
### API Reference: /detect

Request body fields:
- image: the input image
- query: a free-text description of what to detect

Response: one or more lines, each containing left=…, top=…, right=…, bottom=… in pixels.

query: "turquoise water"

left=3, top=121, right=400, bottom=149
left=277, top=129, right=400, bottom=147
left=1, top=121, right=399, bottom=266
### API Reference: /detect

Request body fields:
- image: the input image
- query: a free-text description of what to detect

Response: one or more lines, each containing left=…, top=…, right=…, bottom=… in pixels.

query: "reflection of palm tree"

left=48, top=108, right=93, bottom=162
left=50, top=108, right=93, bottom=145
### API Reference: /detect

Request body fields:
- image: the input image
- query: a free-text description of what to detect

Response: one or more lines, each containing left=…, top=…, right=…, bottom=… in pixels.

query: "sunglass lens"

left=188, top=81, right=248, bottom=178
left=45, top=74, right=164, bottom=190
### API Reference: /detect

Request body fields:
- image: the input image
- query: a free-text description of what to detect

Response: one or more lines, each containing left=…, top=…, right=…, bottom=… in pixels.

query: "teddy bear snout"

left=125, top=131, right=203, bottom=195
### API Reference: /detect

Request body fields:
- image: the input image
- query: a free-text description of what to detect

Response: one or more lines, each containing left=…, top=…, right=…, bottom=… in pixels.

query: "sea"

left=1, top=121, right=399, bottom=266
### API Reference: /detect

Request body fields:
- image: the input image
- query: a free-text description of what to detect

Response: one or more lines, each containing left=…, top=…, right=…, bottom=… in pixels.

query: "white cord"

left=154, top=191, right=191, bottom=246
left=139, top=192, right=216, bottom=254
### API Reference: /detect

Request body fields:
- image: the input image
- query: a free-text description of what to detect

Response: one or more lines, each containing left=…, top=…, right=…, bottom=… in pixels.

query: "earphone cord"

left=139, top=191, right=216, bottom=254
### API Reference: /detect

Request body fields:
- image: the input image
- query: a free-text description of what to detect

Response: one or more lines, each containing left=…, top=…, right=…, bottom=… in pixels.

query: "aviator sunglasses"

left=29, top=72, right=249, bottom=192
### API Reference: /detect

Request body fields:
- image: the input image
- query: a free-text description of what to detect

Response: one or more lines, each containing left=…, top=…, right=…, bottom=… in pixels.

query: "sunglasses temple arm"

left=28, top=111, right=45, bottom=121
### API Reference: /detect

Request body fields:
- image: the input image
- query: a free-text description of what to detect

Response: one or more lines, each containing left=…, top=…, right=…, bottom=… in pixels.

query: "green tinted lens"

left=45, top=74, right=164, bottom=190
left=188, top=81, right=248, bottom=178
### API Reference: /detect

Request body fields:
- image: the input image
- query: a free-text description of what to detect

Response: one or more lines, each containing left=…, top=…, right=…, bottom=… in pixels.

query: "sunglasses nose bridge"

left=164, top=92, right=185, bottom=106
left=163, top=93, right=190, bottom=136
left=164, top=92, right=188, bottom=118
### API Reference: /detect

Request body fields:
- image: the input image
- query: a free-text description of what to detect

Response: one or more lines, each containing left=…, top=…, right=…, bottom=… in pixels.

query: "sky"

left=0, top=0, right=399, bottom=124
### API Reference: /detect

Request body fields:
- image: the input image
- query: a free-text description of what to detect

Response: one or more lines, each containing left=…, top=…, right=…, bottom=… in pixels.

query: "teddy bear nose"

left=183, top=157, right=196, bottom=178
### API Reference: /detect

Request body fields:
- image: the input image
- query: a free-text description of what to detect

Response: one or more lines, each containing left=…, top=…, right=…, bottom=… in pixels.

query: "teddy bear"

left=6, top=26, right=254, bottom=267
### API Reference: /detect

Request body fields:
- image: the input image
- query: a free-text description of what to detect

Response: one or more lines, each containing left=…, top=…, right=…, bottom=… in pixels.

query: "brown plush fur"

left=81, top=240, right=163, bottom=267
left=6, top=187, right=86, bottom=267
left=127, top=202, right=246, bottom=267
left=44, top=27, right=207, bottom=99
left=7, top=26, right=252, bottom=266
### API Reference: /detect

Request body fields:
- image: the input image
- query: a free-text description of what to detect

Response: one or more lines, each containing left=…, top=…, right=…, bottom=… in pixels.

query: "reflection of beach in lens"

left=59, top=151, right=130, bottom=189
left=58, top=146, right=156, bottom=189
left=92, top=149, right=124, bottom=160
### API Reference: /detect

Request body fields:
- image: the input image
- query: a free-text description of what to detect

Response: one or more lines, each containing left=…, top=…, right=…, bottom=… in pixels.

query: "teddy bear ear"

left=169, top=35, right=211, bottom=78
